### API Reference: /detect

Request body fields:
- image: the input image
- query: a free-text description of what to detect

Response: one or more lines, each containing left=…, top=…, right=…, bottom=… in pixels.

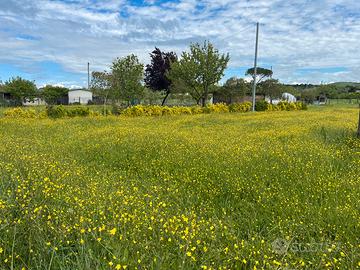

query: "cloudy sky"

left=0, top=0, right=359, bottom=88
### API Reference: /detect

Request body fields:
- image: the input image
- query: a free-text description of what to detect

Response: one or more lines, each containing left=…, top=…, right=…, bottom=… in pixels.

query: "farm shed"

left=68, top=89, right=93, bottom=105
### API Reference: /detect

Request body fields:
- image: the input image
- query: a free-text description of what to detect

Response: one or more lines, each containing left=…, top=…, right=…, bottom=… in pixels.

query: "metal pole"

left=252, top=22, right=259, bottom=112
left=87, top=62, right=90, bottom=90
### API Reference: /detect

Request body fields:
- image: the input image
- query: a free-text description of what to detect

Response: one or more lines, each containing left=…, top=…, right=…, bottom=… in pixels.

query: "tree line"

left=1, top=40, right=359, bottom=107
left=91, top=41, right=230, bottom=107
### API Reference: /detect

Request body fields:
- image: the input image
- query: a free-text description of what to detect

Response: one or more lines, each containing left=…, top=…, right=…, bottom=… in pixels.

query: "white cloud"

left=0, top=0, right=359, bottom=86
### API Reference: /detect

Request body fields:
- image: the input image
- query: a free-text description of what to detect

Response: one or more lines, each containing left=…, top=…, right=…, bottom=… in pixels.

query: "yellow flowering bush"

left=3, top=101, right=307, bottom=119
left=4, top=107, right=38, bottom=118
left=229, top=102, right=252, bottom=112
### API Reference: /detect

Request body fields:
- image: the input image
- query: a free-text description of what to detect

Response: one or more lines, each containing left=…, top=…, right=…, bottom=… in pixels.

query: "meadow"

left=0, top=105, right=359, bottom=269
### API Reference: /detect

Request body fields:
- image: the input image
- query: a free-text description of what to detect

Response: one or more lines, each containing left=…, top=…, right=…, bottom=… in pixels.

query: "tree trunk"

left=202, top=86, right=208, bottom=107
left=201, top=97, right=206, bottom=107
left=161, top=92, right=170, bottom=106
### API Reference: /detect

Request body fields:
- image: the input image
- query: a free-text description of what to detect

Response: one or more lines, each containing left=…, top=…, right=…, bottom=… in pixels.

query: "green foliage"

left=216, top=77, right=250, bottom=103
left=41, top=85, right=69, bottom=105
left=121, top=101, right=305, bottom=117
left=258, top=79, right=283, bottom=100
left=245, top=67, right=273, bottom=83
left=0, top=106, right=359, bottom=269
left=46, top=105, right=91, bottom=118
left=4, top=77, right=38, bottom=103
left=91, top=71, right=113, bottom=104
left=255, top=100, right=268, bottom=111
left=111, top=54, right=145, bottom=104
left=168, top=41, right=230, bottom=106
left=46, top=105, right=68, bottom=118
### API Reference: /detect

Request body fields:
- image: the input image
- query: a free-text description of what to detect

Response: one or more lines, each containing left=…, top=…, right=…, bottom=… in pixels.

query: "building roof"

left=68, top=88, right=91, bottom=92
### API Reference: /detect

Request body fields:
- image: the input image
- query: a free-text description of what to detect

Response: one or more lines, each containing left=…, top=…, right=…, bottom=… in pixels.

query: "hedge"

left=3, top=101, right=307, bottom=119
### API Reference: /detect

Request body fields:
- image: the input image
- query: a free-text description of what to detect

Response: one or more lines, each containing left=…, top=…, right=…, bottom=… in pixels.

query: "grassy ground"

left=0, top=105, right=359, bottom=269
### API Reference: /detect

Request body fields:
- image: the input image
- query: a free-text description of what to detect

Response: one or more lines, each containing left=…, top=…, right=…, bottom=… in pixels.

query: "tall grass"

left=0, top=105, right=359, bottom=269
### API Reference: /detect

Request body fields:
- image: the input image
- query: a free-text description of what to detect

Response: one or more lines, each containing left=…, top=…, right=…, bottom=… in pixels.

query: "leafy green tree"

left=4, top=77, right=37, bottom=104
left=216, top=77, right=249, bottom=103
left=111, top=55, right=145, bottom=105
left=91, top=71, right=113, bottom=104
left=168, top=41, right=229, bottom=106
left=315, top=84, right=339, bottom=99
left=145, top=48, right=177, bottom=105
left=258, top=79, right=282, bottom=103
left=282, top=85, right=300, bottom=98
left=41, top=85, right=69, bottom=105
left=245, top=67, right=273, bottom=83
left=301, top=88, right=318, bottom=103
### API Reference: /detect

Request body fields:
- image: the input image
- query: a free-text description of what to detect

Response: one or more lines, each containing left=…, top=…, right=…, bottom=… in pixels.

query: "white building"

left=282, top=92, right=297, bottom=103
left=68, top=89, right=93, bottom=105
left=266, top=92, right=297, bottom=105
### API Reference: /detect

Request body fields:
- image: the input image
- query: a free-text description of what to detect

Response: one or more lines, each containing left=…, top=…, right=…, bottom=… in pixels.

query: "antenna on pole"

left=87, top=62, right=90, bottom=90
left=251, top=22, right=259, bottom=112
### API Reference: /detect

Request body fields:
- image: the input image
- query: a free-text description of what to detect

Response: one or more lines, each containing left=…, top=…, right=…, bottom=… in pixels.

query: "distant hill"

left=329, top=82, right=360, bottom=88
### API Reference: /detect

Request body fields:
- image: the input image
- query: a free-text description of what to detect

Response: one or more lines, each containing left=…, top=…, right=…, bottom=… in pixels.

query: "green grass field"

left=0, top=105, right=359, bottom=269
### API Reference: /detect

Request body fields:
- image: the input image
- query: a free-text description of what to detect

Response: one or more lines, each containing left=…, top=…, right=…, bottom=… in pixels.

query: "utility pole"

left=87, top=62, right=90, bottom=90
left=252, top=22, right=259, bottom=112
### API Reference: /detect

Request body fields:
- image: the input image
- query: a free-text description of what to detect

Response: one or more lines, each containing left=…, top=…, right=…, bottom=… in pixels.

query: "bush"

left=111, top=105, right=122, bottom=115
left=203, top=103, right=229, bottom=113
left=229, top=102, right=252, bottom=113
left=46, top=105, right=92, bottom=118
left=3, top=101, right=307, bottom=119
left=255, top=100, right=268, bottom=111
left=4, top=107, right=38, bottom=118
left=295, top=102, right=308, bottom=110
left=67, top=107, right=90, bottom=117
left=191, top=106, right=204, bottom=114
left=46, top=105, right=67, bottom=118
left=266, top=101, right=307, bottom=112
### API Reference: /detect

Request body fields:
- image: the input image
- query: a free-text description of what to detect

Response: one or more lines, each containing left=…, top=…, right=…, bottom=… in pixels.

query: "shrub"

left=46, top=105, right=67, bottom=118
left=229, top=102, right=252, bottom=113
left=4, top=107, right=38, bottom=118
left=191, top=106, right=204, bottom=114
left=204, top=103, right=229, bottom=113
left=46, top=105, right=92, bottom=118
left=255, top=100, right=268, bottom=111
left=67, top=107, right=90, bottom=117
left=111, top=105, right=122, bottom=115
left=176, top=107, right=192, bottom=115
left=121, top=105, right=145, bottom=117
left=295, top=102, right=308, bottom=110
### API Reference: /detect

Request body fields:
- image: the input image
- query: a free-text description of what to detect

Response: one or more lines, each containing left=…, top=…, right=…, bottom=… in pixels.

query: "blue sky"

left=0, top=0, right=359, bottom=88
